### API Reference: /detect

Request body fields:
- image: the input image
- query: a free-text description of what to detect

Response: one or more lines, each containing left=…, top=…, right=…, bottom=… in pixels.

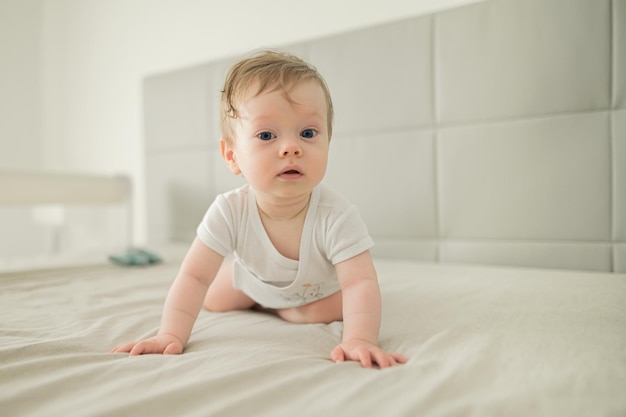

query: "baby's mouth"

left=278, top=167, right=304, bottom=179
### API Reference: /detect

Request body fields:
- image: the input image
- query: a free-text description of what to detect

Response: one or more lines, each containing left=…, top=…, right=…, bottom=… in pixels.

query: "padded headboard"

left=144, top=0, right=626, bottom=273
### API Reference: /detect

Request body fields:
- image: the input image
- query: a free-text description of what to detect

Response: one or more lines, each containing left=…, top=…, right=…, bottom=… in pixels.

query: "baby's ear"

left=220, top=138, right=241, bottom=175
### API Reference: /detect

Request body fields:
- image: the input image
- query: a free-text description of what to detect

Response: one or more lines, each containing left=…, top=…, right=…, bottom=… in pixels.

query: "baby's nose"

left=280, top=139, right=302, bottom=156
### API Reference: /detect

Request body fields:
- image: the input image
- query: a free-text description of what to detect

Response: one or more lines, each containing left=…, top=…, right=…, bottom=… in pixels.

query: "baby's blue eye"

left=258, top=132, right=275, bottom=141
left=301, top=129, right=317, bottom=139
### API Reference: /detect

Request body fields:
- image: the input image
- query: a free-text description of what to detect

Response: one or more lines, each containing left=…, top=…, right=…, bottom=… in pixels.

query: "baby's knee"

left=203, top=301, right=228, bottom=313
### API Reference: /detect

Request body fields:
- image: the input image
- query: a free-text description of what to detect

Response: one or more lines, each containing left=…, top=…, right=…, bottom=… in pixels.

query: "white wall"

left=0, top=0, right=45, bottom=259
left=29, top=0, right=481, bottom=244
left=0, top=0, right=42, bottom=169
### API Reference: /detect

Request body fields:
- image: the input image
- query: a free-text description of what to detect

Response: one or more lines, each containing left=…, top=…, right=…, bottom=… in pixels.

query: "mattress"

left=1, top=258, right=625, bottom=417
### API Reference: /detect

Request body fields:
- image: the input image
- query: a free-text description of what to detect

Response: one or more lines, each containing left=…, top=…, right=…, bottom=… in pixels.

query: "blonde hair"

left=220, top=50, right=334, bottom=143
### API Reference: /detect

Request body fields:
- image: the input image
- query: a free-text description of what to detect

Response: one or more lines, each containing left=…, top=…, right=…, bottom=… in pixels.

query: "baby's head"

left=220, top=50, right=334, bottom=144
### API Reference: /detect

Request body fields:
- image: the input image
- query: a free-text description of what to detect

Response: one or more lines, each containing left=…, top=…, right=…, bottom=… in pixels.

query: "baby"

left=112, top=51, right=407, bottom=368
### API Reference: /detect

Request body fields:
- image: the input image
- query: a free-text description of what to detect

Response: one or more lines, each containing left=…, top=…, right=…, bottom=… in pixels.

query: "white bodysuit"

left=196, top=184, right=374, bottom=309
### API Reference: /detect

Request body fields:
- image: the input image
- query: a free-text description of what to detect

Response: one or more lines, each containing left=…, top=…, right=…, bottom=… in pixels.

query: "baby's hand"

left=330, top=339, right=407, bottom=369
left=110, top=334, right=184, bottom=356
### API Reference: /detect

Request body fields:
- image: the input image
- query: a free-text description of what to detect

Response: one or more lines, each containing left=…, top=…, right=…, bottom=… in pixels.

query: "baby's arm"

left=111, top=237, right=224, bottom=356
left=330, top=251, right=407, bottom=368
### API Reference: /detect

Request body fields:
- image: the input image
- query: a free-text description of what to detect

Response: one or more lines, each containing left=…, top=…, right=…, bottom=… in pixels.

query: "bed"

left=1, top=173, right=624, bottom=417
left=1, top=254, right=625, bottom=416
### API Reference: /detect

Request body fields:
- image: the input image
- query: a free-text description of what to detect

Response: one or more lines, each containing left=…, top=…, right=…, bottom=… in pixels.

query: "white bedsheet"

left=1, top=259, right=625, bottom=416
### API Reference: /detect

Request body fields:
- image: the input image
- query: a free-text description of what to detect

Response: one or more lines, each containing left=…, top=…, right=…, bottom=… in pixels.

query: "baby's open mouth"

left=279, top=168, right=303, bottom=179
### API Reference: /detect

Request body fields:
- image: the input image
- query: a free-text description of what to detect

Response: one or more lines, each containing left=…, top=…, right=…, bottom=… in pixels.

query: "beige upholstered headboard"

left=143, top=0, right=625, bottom=273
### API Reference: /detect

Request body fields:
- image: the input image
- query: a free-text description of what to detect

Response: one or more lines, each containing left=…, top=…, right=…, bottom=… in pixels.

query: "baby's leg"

left=203, top=259, right=257, bottom=312
left=276, top=291, right=343, bottom=324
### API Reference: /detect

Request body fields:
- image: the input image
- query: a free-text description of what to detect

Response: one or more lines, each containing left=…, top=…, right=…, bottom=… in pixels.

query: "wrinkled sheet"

left=1, top=259, right=625, bottom=417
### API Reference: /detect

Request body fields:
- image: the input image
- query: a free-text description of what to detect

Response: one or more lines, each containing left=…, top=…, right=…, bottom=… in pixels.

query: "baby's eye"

left=257, top=132, right=275, bottom=141
left=301, top=129, right=317, bottom=139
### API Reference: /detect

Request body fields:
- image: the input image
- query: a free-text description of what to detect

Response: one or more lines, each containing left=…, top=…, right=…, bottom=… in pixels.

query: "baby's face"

left=223, top=80, right=330, bottom=204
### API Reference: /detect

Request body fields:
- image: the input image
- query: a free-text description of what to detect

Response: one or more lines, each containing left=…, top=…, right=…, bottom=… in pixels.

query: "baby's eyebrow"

left=243, top=114, right=274, bottom=124
left=299, top=110, right=325, bottom=122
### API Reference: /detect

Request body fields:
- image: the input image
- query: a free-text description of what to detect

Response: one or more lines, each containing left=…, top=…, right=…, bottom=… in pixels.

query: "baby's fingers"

left=163, top=341, right=183, bottom=355
left=392, top=352, right=408, bottom=364
left=371, top=349, right=392, bottom=369
left=366, top=349, right=408, bottom=369
left=110, top=342, right=137, bottom=354
left=128, top=340, right=163, bottom=356
left=356, top=347, right=373, bottom=368
left=330, top=345, right=346, bottom=363
left=331, top=342, right=407, bottom=369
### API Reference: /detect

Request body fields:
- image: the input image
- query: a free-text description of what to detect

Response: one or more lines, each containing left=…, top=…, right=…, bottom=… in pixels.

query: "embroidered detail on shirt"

left=294, top=282, right=325, bottom=304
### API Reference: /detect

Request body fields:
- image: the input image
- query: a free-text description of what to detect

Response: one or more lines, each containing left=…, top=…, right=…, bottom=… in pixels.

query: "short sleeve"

left=196, top=195, right=236, bottom=257
left=325, top=205, right=374, bottom=265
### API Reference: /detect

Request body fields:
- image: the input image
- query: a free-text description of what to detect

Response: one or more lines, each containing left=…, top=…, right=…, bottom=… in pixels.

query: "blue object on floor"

left=109, top=248, right=162, bottom=266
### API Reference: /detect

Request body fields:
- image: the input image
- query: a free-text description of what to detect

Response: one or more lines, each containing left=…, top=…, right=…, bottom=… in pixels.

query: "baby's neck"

left=256, top=194, right=311, bottom=222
